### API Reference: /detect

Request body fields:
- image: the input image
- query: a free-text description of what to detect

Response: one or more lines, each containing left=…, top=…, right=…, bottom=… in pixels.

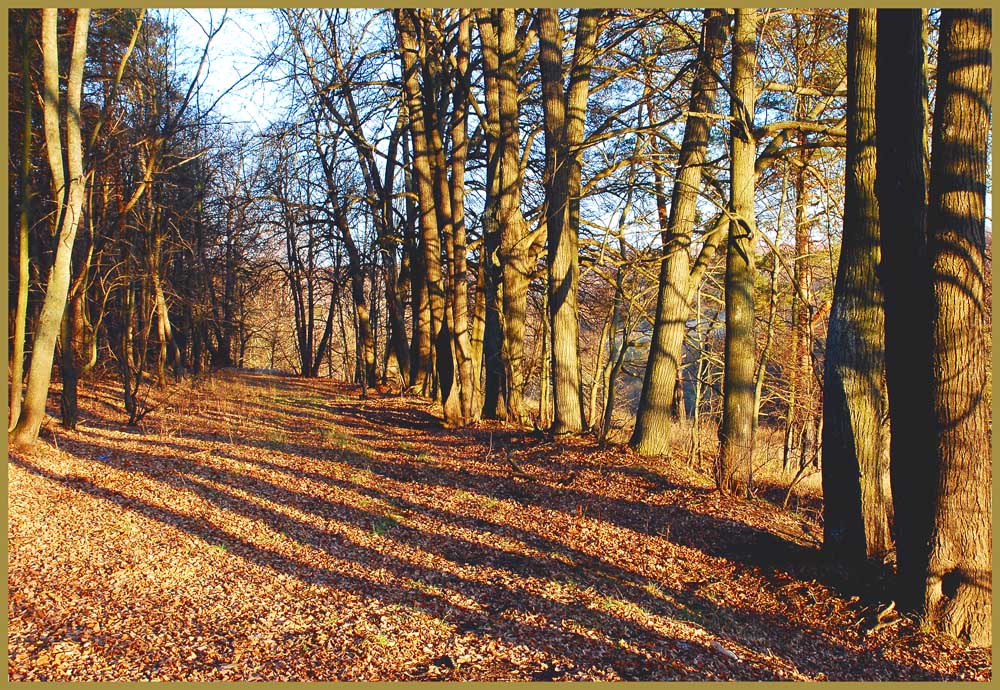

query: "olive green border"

left=0, top=1, right=995, bottom=687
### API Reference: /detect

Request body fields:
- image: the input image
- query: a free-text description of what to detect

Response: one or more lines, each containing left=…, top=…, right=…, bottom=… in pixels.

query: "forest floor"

left=7, top=370, right=992, bottom=681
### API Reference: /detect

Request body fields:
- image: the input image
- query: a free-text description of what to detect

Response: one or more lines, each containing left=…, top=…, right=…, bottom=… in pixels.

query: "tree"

left=923, top=8, right=991, bottom=647
left=476, top=8, right=536, bottom=424
left=9, top=10, right=34, bottom=431
left=821, top=8, right=892, bottom=564
left=630, top=8, right=729, bottom=456
left=10, top=9, right=91, bottom=450
left=537, top=8, right=603, bottom=434
left=717, top=8, right=758, bottom=495
left=395, top=8, right=478, bottom=427
left=874, top=8, right=936, bottom=614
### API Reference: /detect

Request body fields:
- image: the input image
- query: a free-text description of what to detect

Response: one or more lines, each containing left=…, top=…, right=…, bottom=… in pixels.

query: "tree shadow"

left=15, top=387, right=956, bottom=680
left=11, top=452, right=759, bottom=681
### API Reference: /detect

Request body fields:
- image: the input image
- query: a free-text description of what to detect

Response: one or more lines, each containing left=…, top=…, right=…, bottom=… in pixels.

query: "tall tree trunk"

left=11, top=9, right=91, bottom=450
left=923, top=8, right=992, bottom=648
left=478, top=12, right=506, bottom=419
left=416, top=9, right=464, bottom=425
left=538, top=8, right=601, bottom=434
left=875, top=8, right=936, bottom=613
left=446, top=9, right=477, bottom=423
left=470, top=247, right=487, bottom=412
left=788, top=129, right=816, bottom=468
left=717, top=8, right=758, bottom=496
left=495, top=9, right=533, bottom=425
left=9, top=14, right=33, bottom=431
left=478, top=8, right=532, bottom=424
left=822, top=8, right=892, bottom=565
left=396, top=10, right=449, bottom=412
left=630, top=8, right=729, bottom=455
left=400, top=112, right=431, bottom=394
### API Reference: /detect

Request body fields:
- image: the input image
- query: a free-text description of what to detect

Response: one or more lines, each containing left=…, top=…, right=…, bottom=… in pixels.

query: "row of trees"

left=8, top=8, right=990, bottom=645
left=8, top=9, right=272, bottom=441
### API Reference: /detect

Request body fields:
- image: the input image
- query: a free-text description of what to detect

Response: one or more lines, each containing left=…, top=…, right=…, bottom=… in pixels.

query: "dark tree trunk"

left=875, top=8, right=936, bottom=613
left=822, top=8, right=892, bottom=565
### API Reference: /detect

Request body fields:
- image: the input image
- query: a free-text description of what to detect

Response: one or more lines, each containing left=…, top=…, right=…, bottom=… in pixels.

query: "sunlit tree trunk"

left=396, top=9, right=450, bottom=415
left=923, top=8, right=992, bottom=648
left=538, top=8, right=601, bottom=434
left=631, top=8, right=729, bottom=455
left=11, top=9, right=91, bottom=450
left=478, top=9, right=532, bottom=424
left=717, top=8, right=758, bottom=496
left=446, top=9, right=477, bottom=423
left=400, top=121, right=432, bottom=394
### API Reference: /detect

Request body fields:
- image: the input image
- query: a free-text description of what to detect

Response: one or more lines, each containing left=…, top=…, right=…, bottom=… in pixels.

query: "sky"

left=167, top=8, right=284, bottom=132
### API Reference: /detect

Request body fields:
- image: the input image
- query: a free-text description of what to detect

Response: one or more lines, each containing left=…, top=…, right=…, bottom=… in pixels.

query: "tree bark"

left=400, top=118, right=432, bottom=394
left=875, top=8, right=936, bottom=613
left=630, top=9, right=729, bottom=455
left=923, top=8, right=992, bottom=648
left=396, top=9, right=450, bottom=416
left=478, top=9, right=506, bottom=420
left=446, top=9, right=477, bottom=423
left=11, top=9, right=91, bottom=450
left=822, top=8, right=892, bottom=565
left=717, top=8, right=758, bottom=496
left=789, top=130, right=816, bottom=468
left=338, top=210, right=377, bottom=388
left=478, top=9, right=534, bottom=424
left=538, top=8, right=601, bottom=434
left=10, top=14, right=33, bottom=431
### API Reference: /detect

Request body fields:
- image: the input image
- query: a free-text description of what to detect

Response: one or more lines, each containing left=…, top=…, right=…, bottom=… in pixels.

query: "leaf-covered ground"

left=7, top=371, right=991, bottom=681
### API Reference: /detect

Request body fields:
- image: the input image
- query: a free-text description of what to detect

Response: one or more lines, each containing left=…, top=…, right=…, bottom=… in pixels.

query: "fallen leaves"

left=7, top=371, right=992, bottom=681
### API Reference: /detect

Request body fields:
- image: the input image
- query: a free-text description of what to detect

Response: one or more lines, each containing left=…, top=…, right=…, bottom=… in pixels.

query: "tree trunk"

left=478, top=31, right=506, bottom=420
left=396, top=10, right=449, bottom=413
left=11, top=9, right=91, bottom=450
left=875, top=8, right=936, bottom=614
left=630, top=8, right=728, bottom=455
left=478, top=9, right=533, bottom=424
left=789, top=129, right=816, bottom=468
left=470, top=247, right=487, bottom=412
left=538, top=8, right=601, bottom=434
left=339, top=211, right=376, bottom=387
left=400, top=112, right=431, bottom=394
left=59, top=285, right=94, bottom=429
left=151, top=235, right=179, bottom=387
left=923, top=8, right=992, bottom=648
left=821, top=8, right=893, bottom=565
left=717, top=8, right=758, bottom=496
left=9, top=14, right=33, bottom=431
left=445, top=9, right=476, bottom=423
left=538, top=284, right=552, bottom=429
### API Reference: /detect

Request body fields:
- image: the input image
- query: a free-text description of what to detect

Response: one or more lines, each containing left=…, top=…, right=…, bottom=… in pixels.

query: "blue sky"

left=167, top=8, right=283, bottom=131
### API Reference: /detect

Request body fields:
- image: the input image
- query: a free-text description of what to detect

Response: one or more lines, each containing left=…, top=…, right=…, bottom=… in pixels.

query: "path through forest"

left=7, top=371, right=991, bottom=681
